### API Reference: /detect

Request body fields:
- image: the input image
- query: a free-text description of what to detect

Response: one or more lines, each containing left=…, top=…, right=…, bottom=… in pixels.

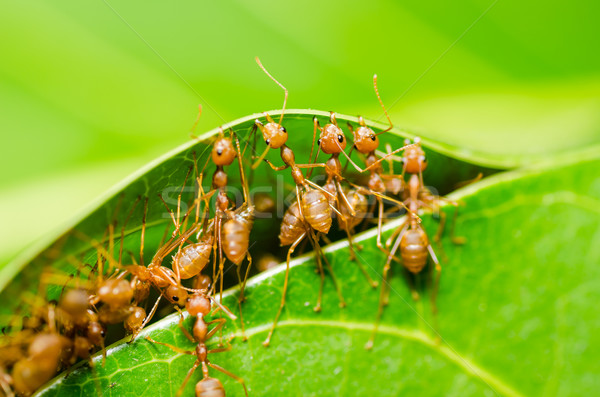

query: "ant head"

left=59, top=289, right=88, bottom=317
left=186, top=293, right=211, bottom=317
left=166, top=285, right=188, bottom=307
left=211, top=136, right=236, bottom=166
left=353, top=123, right=379, bottom=154
left=87, top=321, right=106, bottom=345
left=402, top=137, right=427, bottom=173
left=318, top=113, right=347, bottom=154
left=255, top=57, right=289, bottom=150
left=256, top=114, right=288, bottom=149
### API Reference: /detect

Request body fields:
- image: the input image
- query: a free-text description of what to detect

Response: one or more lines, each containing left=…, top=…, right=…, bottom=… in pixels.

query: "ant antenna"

left=255, top=57, right=288, bottom=126
left=373, top=74, right=394, bottom=135
left=190, top=104, right=203, bottom=139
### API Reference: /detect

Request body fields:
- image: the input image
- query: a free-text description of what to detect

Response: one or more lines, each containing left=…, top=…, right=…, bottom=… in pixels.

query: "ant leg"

left=320, top=234, right=333, bottom=245
left=130, top=295, right=163, bottom=342
left=454, top=172, right=483, bottom=189
left=208, top=346, right=231, bottom=354
left=235, top=264, right=248, bottom=341
left=240, top=253, right=252, bottom=303
left=208, top=298, right=237, bottom=321
left=211, top=226, right=218, bottom=294
left=206, top=318, right=227, bottom=339
left=427, top=244, right=442, bottom=315
left=383, top=223, right=409, bottom=306
left=176, top=166, right=193, bottom=236
left=362, top=142, right=417, bottom=173
left=176, top=360, right=201, bottom=397
left=385, top=225, right=401, bottom=249
left=404, top=270, right=420, bottom=303
left=263, top=232, right=306, bottom=347
left=251, top=141, right=271, bottom=170
left=174, top=306, right=195, bottom=343
left=216, top=231, right=226, bottom=347
left=376, top=198, right=403, bottom=262
left=303, top=179, right=337, bottom=201
left=215, top=215, right=225, bottom=304
left=307, top=116, right=321, bottom=178
left=340, top=220, right=378, bottom=288
left=311, top=231, right=346, bottom=309
left=296, top=162, right=326, bottom=170
left=365, top=230, right=402, bottom=350
left=263, top=159, right=289, bottom=171
left=0, top=375, right=13, bottom=397
left=208, top=363, right=249, bottom=397
left=433, top=207, right=446, bottom=243
left=140, top=198, right=148, bottom=267
left=144, top=337, right=194, bottom=356
left=307, top=232, right=326, bottom=312
left=432, top=209, right=449, bottom=263
left=336, top=181, right=356, bottom=217
left=434, top=201, right=465, bottom=245
left=448, top=202, right=466, bottom=245
left=87, top=357, right=103, bottom=397
left=428, top=244, right=442, bottom=342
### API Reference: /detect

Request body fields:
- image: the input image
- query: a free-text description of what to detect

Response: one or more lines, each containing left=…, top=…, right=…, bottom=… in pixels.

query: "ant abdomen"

left=301, top=190, right=332, bottom=234
left=12, top=358, right=54, bottom=396
left=338, top=189, right=368, bottom=230
left=97, top=279, right=133, bottom=309
left=177, top=237, right=213, bottom=279
left=400, top=229, right=429, bottom=274
left=196, top=377, right=225, bottom=397
left=223, top=215, right=252, bottom=265
left=279, top=202, right=305, bottom=246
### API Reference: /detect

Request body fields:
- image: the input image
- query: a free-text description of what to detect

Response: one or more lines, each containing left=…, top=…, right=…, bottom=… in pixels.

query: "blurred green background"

left=1, top=0, right=599, bottom=265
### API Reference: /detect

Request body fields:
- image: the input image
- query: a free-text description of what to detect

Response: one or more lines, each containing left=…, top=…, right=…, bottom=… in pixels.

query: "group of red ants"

left=0, top=59, right=471, bottom=397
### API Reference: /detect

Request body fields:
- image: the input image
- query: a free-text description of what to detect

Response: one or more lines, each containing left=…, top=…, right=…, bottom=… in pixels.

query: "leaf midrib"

left=232, top=319, right=525, bottom=397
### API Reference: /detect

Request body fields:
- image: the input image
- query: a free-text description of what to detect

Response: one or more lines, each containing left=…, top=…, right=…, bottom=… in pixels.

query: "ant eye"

left=281, top=126, right=287, bottom=133
left=338, top=135, right=344, bottom=143
left=101, top=330, right=106, bottom=337
left=217, top=149, right=223, bottom=155
left=317, top=139, right=321, bottom=146
left=421, top=155, right=427, bottom=163
left=172, top=295, right=179, bottom=302
left=265, top=139, right=270, bottom=145
left=370, top=135, right=376, bottom=141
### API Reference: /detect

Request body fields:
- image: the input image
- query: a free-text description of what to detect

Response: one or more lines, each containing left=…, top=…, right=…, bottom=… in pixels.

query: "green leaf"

left=36, top=148, right=600, bottom=396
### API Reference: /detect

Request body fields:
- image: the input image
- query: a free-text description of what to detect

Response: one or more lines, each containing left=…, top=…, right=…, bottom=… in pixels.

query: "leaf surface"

left=36, top=148, right=600, bottom=396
